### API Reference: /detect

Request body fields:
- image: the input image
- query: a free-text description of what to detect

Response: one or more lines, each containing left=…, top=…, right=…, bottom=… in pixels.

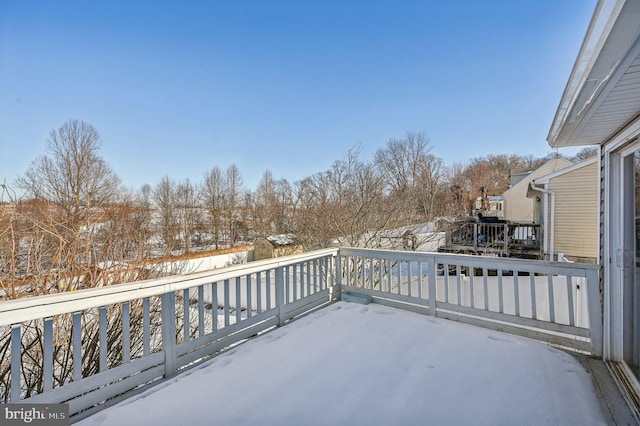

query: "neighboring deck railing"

left=0, top=247, right=602, bottom=419
left=443, top=222, right=543, bottom=257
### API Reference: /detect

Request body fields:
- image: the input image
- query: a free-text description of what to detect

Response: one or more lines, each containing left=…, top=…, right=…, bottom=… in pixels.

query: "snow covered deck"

left=2, top=247, right=630, bottom=424
left=76, top=301, right=627, bottom=425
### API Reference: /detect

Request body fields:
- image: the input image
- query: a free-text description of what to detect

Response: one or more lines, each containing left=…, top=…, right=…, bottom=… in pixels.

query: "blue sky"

left=0, top=1, right=597, bottom=191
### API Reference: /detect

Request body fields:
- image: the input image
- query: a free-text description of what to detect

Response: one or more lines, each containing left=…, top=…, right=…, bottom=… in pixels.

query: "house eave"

left=548, top=0, right=640, bottom=148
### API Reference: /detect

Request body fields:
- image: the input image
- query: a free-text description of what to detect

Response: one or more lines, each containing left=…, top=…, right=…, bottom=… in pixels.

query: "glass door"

left=619, top=146, right=640, bottom=379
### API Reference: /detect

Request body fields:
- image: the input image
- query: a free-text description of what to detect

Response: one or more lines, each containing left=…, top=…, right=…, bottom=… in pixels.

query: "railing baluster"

left=143, top=298, right=151, bottom=356
left=73, top=312, right=82, bottom=381
left=407, top=261, right=413, bottom=298
left=300, top=262, right=306, bottom=297
left=301, top=262, right=306, bottom=297
left=224, top=279, right=230, bottom=327
left=444, top=263, right=449, bottom=303
left=530, top=273, right=537, bottom=320
left=418, top=261, right=423, bottom=299
left=99, top=306, right=108, bottom=372
left=456, top=265, right=462, bottom=305
left=43, top=318, right=53, bottom=392
left=122, top=301, right=131, bottom=363
left=514, top=272, right=520, bottom=317
left=183, top=289, right=190, bottom=342
left=256, top=272, right=263, bottom=313
left=386, top=259, right=392, bottom=293
left=307, top=260, right=312, bottom=295
left=498, top=270, right=504, bottom=314
left=483, top=268, right=489, bottom=310
left=212, top=282, right=218, bottom=332
left=377, top=258, right=382, bottom=293
left=247, top=275, right=253, bottom=319
left=313, top=260, right=318, bottom=292
left=235, top=277, right=242, bottom=323
left=283, top=266, right=291, bottom=303
left=292, top=264, right=298, bottom=301
left=198, top=286, right=205, bottom=336
left=11, top=324, right=21, bottom=402
left=469, top=268, right=475, bottom=309
left=266, top=272, right=272, bottom=310
left=547, top=274, right=555, bottom=323
left=566, top=275, right=575, bottom=327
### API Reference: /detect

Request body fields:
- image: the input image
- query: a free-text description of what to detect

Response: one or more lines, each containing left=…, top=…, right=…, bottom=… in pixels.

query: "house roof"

left=502, top=157, right=573, bottom=197
left=532, top=156, right=598, bottom=185
left=547, top=0, right=640, bottom=148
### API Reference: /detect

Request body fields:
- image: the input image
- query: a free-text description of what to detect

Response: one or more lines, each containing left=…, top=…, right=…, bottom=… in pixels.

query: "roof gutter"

left=529, top=182, right=555, bottom=260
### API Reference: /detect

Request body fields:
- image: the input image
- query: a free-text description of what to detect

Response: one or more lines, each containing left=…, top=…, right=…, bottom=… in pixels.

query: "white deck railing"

left=0, top=248, right=602, bottom=418
left=338, top=247, right=602, bottom=355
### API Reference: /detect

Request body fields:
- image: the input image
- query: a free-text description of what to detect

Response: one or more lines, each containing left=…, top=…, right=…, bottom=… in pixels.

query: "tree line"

left=0, top=120, right=596, bottom=299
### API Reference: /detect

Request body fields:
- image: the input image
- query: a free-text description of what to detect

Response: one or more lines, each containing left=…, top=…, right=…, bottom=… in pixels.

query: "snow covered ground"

left=77, top=302, right=607, bottom=426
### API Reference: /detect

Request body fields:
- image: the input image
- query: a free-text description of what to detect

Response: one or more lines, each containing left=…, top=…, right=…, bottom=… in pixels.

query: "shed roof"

left=265, top=233, right=298, bottom=247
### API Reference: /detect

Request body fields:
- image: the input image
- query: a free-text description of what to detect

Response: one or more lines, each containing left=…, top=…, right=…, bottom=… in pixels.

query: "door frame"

left=603, top=117, right=640, bottom=364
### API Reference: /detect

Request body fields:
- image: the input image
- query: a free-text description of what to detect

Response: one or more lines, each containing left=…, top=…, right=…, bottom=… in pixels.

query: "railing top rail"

left=337, top=247, right=601, bottom=272
left=0, top=248, right=338, bottom=327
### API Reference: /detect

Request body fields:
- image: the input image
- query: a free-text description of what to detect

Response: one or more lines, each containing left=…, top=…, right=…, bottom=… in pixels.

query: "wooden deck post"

left=162, top=291, right=177, bottom=378
left=428, top=256, right=437, bottom=317
left=586, top=268, right=603, bottom=358
left=276, top=266, right=286, bottom=326
left=334, top=254, right=342, bottom=302
left=10, top=325, right=21, bottom=402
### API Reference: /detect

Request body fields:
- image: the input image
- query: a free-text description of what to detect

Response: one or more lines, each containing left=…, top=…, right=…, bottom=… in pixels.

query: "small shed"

left=254, top=234, right=304, bottom=261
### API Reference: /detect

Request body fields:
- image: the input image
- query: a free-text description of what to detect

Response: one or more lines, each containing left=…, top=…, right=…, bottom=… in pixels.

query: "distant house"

left=527, top=157, right=598, bottom=263
left=376, top=223, right=445, bottom=252
left=502, top=157, right=573, bottom=223
left=254, top=234, right=304, bottom=261
left=488, top=195, right=504, bottom=218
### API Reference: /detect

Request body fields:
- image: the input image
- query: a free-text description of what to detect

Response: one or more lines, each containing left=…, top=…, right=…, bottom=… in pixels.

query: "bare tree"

left=572, top=147, right=598, bottom=162
left=153, top=176, right=178, bottom=254
left=7, top=121, right=130, bottom=294
left=292, top=147, right=402, bottom=250
left=254, top=171, right=294, bottom=236
left=174, top=179, right=200, bottom=254
left=201, top=167, right=226, bottom=250
left=374, top=132, right=444, bottom=223
left=16, top=120, right=121, bottom=225
left=254, top=170, right=276, bottom=236
left=225, top=164, right=244, bottom=247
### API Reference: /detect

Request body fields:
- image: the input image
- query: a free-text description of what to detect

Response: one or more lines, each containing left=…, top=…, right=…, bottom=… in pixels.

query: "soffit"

left=548, top=0, right=640, bottom=148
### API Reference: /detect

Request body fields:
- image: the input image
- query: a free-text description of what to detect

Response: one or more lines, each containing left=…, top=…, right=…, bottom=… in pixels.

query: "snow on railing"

left=0, top=247, right=602, bottom=419
left=0, top=249, right=337, bottom=417
left=338, top=247, right=602, bottom=356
